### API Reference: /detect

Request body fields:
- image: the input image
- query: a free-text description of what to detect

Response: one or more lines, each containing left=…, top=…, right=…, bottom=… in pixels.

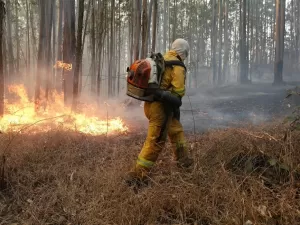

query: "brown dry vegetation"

left=0, top=124, right=299, bottom=225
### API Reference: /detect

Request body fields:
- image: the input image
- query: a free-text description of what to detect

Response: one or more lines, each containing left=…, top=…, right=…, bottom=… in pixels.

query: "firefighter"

left=125, top=38, right=194, bottom=187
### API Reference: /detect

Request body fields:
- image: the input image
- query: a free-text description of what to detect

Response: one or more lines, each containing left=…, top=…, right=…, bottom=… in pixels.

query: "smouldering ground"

left=0, top=125, right=299, bottom=225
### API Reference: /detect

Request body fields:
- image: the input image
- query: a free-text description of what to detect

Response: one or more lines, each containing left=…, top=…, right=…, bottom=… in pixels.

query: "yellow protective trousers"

left=132, top=101, right=187, bottom=178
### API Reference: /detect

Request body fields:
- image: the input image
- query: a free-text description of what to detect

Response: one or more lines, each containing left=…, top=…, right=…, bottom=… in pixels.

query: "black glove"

left=153, top=89, right=182, bottom=108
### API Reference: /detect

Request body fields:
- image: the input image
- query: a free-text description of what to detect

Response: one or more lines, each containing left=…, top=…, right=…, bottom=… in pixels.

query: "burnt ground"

left=120, top=82, right=300, bottom=133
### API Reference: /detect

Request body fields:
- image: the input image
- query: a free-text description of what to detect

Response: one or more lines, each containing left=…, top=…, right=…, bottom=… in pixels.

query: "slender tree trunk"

left=218, top=0, right=223, bottom=85
left=29, top=2, right=37, bottom=60
left=62, top=0, right=76, bottom=105
left=72, top=0, right=84, bottom=111
left=274, top=0, right=285, bottom=85
left=45, top=0, right=54, bottom=104
left=91, top=0, right=96, bottom=93
left=25, top=0, right=30, bottom=76
left=240, top=0, right=249, bottom=84
left=134, top=0, right=141, bottom=60
left=0, top=0, right=5, bottom=116
left=56, top=0, right=63, bottom=91
left=108, top=0, right=115, bottom=96
left=129, top=2, right=134, bottom=63
left=6, top=0, right=14, bottom=80
left=172, top=0, right=177, bottom=41
left=163, top=0, right=167, bottom=52
left=147, top=0, right=153, bottom=49
left=223, top=0, right=229, bottom=84
left=52, top=0, right=56, bottom=83
left=151, top=0, right=158, bottom=52
left=141, top=0, right=148, bottom=58
left=211, top=0, right=217, bottom=84
left=117, top=2, right=121, bottom=95
left=35, top=0, right=46, bottom=110
left=15, top=0, right=19, bottom=75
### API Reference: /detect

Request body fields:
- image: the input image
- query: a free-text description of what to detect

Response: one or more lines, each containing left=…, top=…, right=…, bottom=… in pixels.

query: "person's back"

left=160, top=49, right=186, bottom=98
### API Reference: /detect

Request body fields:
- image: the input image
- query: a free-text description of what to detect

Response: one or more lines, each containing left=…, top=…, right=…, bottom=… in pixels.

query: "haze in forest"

left=0, top=0, right=298, bottom=130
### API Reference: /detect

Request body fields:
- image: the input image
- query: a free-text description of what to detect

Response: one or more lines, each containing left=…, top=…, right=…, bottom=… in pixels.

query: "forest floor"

left=0, top=126, right=299, bottom=225
left=1, top=83, right=300, bottom=225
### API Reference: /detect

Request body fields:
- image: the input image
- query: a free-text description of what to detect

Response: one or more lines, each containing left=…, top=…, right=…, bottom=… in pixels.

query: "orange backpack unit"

left=126, top=52, right=186, bottom=102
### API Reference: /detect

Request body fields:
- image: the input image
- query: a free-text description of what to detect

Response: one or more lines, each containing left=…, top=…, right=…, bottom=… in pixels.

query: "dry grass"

left=0, top=124, right=299, bottom=225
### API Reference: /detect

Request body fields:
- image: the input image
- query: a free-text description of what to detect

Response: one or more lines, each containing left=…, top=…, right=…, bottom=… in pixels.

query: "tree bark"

left=223, top=0, right=229, bottom=83
left=62, top=0, right=76, bottom=105
left=134, top=0, right=141, bottom=60
left=240, top=0, right=249, bottom=84
left=218, top=0, right=223, bottom=85
left=151, top=0, right=158, bottom=52
left=25, top=0, right=30, bottom=76
left=35, top=0, right=46, bottom=110
left=108, top=0, right=115, bottom=96
left=14, top=0, right=19, bottom=75
left=274, top=0, right=285, bottom=85
left=141, top=0, right=148, bottom=58
left=6, top=0, right=14, bottom=80
left=211, top=0, right=217, bottom=84
left=163, top=0, right=167, bottom=52
left=0, top=0, right=5, bottom=116
left=72, top=0, right=84, bottom=111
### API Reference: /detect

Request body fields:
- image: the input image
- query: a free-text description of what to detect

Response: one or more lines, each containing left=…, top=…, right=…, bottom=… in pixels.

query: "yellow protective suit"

left=127, top=50, right=193, bottom=182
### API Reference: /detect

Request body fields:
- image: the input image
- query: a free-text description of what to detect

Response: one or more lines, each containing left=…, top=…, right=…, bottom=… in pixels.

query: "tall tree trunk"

left=52, top=0, right=56, bottom=83
left=218, top=0, right=223, bottom=85
left=240, top=0, right=249, bottom=84
left=141, top=0, right=148, bottom=58
left=117, top=1, right=121, bottom=95
left=172, top=0, right=177, bottom=41
left=90, top=0, right=96, bottom=94
left=147, top=0, right=153, bottom=49
left=45, top=0, right=54, bottom=104
left=151, top=0, right=158, bottom=52
left=108, top=0, right=115, bottom=97
left=129, top=2, right=134, bottom=63
left=223, top=0, right=229, bottom=83
left=6, top=0, right=14, bottom=80
left=72, top=0, right=84, bottom=111
left=62, top=0, right=76, bottom=105
left=274, top=0, right=285, bottom=85
left=134, top=0, right=141, bottom=60
left=56, top=0, right=63, bottom=90
left=35, top=0, right=46, bottom=110
left=25, top=0, right=30, bottom=76
left=163, top=0, right=167, bottom=52
left=14, top=0, right=19, bottom=75
left=211, top=0, right=217, bottom=84
left=0, top=0, right=5, bottom=116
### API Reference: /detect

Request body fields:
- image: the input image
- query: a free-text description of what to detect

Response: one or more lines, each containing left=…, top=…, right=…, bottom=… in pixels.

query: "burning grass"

left=0, top=84, right=128, bottom=135
left=0, top=125, right=299, bottom=224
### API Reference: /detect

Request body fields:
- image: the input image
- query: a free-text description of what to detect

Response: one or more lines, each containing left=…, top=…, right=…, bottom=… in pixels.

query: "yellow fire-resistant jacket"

left=160, top=50, right=186, bottom=98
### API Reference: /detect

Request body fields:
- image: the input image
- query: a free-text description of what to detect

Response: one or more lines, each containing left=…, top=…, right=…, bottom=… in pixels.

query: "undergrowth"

left=0, top=125, right=299, bottom=225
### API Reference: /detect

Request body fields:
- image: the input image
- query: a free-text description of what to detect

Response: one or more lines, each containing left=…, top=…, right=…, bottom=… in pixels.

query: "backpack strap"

left=164, top=60, right=186, bottom=71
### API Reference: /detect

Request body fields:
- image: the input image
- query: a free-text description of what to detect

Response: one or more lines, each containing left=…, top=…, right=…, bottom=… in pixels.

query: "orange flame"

left=0, top=85, right=128, bottom=135
left=54, top=61, right=72, bottom=71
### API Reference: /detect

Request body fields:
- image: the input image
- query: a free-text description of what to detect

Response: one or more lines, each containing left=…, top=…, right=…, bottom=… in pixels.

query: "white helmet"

left=171, top=38, right=190, bottom=61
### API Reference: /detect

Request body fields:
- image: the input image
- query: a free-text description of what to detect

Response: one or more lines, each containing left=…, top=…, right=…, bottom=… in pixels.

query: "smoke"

left=179, top=83, right=294, bottom=132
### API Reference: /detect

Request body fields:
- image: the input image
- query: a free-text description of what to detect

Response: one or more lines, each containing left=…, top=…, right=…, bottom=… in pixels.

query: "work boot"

left=124, top=166, right=149, bottom=188
left=174, top=145, right=194, bottom=169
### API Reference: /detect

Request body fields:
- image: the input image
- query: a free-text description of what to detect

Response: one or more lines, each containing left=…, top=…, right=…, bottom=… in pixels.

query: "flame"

left=0, top=84, right=128, bottom=135
left=54, top=61, right=72, bottom=71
